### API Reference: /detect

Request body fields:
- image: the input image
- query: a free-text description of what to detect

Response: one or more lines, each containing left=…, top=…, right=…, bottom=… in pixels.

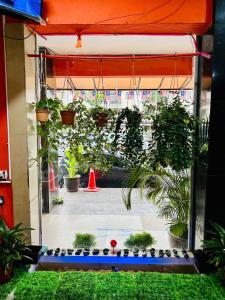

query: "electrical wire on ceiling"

left=78, top=0, right=186, bottom=34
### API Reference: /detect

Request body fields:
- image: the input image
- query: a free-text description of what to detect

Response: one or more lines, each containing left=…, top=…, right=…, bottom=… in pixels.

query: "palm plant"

left=123, top=165, right=190, bottom=238
left=202, top=222, right=225, bottom=271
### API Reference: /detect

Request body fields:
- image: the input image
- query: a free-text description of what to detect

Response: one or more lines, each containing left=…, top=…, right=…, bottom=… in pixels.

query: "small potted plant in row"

left=124, top=232, right=156, bottom=251
left=73, top=233, right=96, bottom=256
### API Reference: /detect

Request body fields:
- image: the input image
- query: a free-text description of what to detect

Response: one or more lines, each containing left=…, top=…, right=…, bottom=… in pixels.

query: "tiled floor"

left=42, top=188, right=170, bottom=249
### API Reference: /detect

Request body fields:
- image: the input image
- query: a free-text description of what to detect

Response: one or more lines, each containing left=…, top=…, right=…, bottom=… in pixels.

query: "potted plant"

left=73, top=233, right=96, bottom=249
left=91, top=107, right=110, bottom=127
left=35, top=98, right=62, bottom=123
left=114, top=106, right=145, bottom=167
left=64, top=146, right=83, bottom=192
left=0, top=218, right=32, bottom=284
left=151, top=96, right=197, bottom=171
left=123, top=166, right=190, bottom=248
left=35, top=99, right=50, bottom=122
left=60, top=103, right=76, bottom=125
left=202, top=222, right=225, bottom=279
left=51, top=196, right=64, bottom=205
left=124, top=232, right=155, bottom=250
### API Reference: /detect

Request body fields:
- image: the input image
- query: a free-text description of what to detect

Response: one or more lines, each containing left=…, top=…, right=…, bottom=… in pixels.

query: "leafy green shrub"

left=14, top=272, right=60, bottom=300
left=151, top=96, right=197, bottom=171
left=202, top=222, right=225, bottom=272
left=124, top=232, right=155, bottom=249
left=114, top=106, right=145, bottom=167
left=73, top=233, right=96, bottom=248
left=51, top=196, right=64, bottom=205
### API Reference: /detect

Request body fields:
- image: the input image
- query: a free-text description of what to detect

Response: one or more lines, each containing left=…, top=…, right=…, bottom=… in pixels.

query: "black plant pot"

left=19, top=245, right=46, bottom=264
left=83, top=251, right=90, bottom=256
left=194, top=249, right=216, bottom=273
left=92, top=249, right=100, bottom=255
left=64, top=176, right=80, bottom=192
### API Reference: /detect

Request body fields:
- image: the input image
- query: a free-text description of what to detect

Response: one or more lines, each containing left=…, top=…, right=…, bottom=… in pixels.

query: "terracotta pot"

left=60, top=110, right=75, bottom=125
left=64, top=176, right=80, bottom=192
left=168, top=229, right=187, bottom=249
left=36, top=109, right=49, bottom=122
left=0, top=264, right=12, bottom=284
left=95, top=112, right=108, bottom=127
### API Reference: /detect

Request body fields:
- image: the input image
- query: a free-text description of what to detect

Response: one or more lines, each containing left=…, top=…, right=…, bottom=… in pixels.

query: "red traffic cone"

left=49, top=163, right=58, bottom=192
left=84, top=167, right=100, bottom=192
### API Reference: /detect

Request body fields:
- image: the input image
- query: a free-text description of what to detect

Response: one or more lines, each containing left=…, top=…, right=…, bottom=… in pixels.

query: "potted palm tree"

left=123, top=165, right=190, bottom=248
left=0, top=218, right=32, bottom=283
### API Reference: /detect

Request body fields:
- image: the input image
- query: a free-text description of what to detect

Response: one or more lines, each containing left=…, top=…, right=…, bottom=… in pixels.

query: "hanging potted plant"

left=114, top=106, right=145, bottom=167
left=34, top=97, right=62, bottom=123
left=64, top=145, right=84, bottom=192
left=35, top=99, right=50, bottom=122
left=0, top=218, right=32, bottom=284
left=91, top=107, right=110, bottom=127
left=60, top=102, right=76, bottom=125
left=151, top=96, right=197, bottom=171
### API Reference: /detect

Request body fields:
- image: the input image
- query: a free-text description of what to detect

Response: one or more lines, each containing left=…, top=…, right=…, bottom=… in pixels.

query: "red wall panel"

left=0, top=16, right=13, bottom=227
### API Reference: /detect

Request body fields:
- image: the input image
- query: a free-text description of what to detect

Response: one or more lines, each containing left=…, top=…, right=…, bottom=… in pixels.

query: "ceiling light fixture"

left=75, top=34, right=82, bottom=48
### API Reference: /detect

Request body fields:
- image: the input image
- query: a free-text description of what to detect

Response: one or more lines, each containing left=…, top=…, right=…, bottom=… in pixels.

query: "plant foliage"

left=123, top=166, right=190, bottom=238
left=0, top=218, right=32, bottom=272
left=124, top=232, right=155, bottom=249
left=73, top=233, right=96, bottom=248
left=151, top=96, right=197, bottom=171
left=114, top=106, right=145, bottom=167
left=202, top=222, right=225, bottom=271
left=35, top=98, right=63, bottom=163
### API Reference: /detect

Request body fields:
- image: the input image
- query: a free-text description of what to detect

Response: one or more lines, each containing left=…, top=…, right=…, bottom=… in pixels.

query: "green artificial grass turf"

left=2, top=270, right=225, bottom=300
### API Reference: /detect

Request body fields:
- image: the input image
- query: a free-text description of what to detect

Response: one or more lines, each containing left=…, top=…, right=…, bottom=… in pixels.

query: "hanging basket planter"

left=60, top=110, right=75, bottom=125
left=94, top=112, right=108, bottom=127
left=35, top=109, right=49, bottom=122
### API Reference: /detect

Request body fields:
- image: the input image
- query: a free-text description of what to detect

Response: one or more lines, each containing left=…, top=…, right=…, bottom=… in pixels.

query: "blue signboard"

left=0, top=0, right=42, bottom=22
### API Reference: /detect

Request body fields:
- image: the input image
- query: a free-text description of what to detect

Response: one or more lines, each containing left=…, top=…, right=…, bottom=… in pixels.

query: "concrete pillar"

left=5, top=23, right=40, bottom=244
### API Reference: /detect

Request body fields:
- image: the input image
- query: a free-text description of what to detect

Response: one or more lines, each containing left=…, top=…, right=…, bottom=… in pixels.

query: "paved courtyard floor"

left=42, top=188, right=170, bottom=249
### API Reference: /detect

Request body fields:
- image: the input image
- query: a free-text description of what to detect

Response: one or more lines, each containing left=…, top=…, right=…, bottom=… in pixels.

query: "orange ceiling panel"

left=52, top=57, right=192, bottom=77
left=35, top=0, right=212, bottom=35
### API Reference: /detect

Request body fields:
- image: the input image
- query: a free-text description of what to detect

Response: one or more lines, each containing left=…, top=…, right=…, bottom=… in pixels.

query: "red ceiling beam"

left=34, top=0, right=212, bottom=35
left=51, top=57, right=192, bottom=77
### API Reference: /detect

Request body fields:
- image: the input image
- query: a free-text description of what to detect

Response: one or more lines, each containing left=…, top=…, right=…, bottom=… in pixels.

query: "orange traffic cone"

left=84, top=167, right=100, bottom=192
left=49, top=163, right=58, bottom=192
